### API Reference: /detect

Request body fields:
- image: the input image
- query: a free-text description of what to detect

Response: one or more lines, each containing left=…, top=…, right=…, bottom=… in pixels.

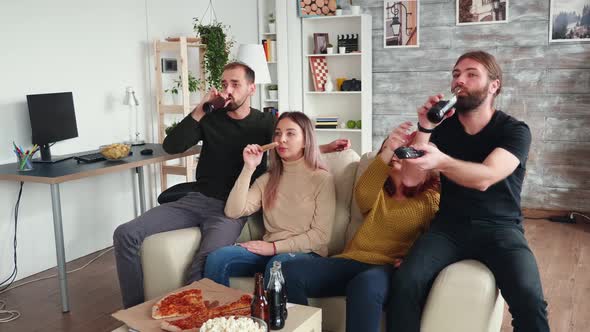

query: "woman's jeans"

left=283, top=257, right=394, bottom=332
left=204, top=244, right=319, bottom=286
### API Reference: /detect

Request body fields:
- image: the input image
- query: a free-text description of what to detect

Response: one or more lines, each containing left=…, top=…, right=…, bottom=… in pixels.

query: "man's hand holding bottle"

left=191, top=88, right=229, bottom=122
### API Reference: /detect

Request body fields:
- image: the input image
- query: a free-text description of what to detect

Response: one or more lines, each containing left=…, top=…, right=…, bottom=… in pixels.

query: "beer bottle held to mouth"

left=426, top=88, right=462, bottom=124
left=202, top=95, right=227, bottom=113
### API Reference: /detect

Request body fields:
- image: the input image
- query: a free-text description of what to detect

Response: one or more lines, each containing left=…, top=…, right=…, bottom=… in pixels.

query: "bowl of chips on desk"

left=100, top=143, right=131, bottom=161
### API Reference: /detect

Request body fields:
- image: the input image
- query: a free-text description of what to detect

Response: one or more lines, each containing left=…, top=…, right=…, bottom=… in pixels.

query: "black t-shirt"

left=163, top=108, right=275, bottom=201
left=431, top=111, right=531, bottom=220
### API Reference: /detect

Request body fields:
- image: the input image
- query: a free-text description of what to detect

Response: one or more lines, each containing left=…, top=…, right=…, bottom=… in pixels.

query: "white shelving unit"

left=301, top=14, right=372, bottom=154
left=257, top=0, right=279, bottom=112
left=257, top=0, right=300, bottom=113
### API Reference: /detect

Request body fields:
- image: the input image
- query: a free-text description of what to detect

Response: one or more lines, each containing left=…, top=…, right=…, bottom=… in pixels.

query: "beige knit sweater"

left=224, top=157, right=336, bottom=257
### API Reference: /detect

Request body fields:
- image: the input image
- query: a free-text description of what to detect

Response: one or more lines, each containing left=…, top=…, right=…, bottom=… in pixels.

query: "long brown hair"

left=264, top=112, right=326, bottom=208
left=379, top=136, right=440, bottom=197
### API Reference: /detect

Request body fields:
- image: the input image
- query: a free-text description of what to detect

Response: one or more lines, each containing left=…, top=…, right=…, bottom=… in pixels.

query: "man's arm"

left=408, top=144, right=520, bottom=191
left=162, top=115, right=203, bottom=154
left=163, top=88, right=223, bottom=154
left=400, top=94, right=452, bottom=187
left=319, top=138, right=351, bottom=154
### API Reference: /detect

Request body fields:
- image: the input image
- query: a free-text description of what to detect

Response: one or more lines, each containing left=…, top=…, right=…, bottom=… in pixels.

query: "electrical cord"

left=0, top=247, right=114, bottom=323
left=571, top=212, right=590, bottom=224
left=0, top=182, right=113, bottom=323
left=0, top=182, right=22, bottom=292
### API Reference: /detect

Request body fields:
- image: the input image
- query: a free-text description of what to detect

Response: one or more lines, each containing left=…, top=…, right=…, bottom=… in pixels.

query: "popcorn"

left=199, top=316, right=265, bottom=332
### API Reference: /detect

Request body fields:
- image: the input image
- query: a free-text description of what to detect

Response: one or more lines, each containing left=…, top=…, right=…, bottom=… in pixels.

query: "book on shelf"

left=261, top=39, right=276, bottom=62
left=315, top=124, right=338, bottom=129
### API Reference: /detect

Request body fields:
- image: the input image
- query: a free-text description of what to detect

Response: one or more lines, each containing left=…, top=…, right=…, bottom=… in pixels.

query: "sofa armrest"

left=421, top=260, right=504, bottom=332
left=141, top=227, right=201, bottom=300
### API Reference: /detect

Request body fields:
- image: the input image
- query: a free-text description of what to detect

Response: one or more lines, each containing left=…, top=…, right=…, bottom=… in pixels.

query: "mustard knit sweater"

left=336, top=157, right=440, bottom=265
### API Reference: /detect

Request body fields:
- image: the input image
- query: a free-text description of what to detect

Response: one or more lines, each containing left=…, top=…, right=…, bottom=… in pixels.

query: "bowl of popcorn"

left=100, top=143, right=131, bottom=161
left=199, top=315, right=266, bottom=332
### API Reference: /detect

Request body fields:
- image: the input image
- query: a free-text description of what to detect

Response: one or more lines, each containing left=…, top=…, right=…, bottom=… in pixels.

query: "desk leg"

left=50, top=183, right=70, bottom=313
left=136, top=166, right=146, bottom=214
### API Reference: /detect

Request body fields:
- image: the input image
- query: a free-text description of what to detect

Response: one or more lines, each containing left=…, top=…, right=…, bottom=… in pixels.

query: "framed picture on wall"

left=549, top=0, right=590, bottom=43
left=313, top=33, right=330, bottom=54
left=456, top=0, right=509, bottom=25
left=384, top=0, right=419, bottom=48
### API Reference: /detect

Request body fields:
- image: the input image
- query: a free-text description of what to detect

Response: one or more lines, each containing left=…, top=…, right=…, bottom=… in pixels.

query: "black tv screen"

left=27, top=92, right=78, bottom=145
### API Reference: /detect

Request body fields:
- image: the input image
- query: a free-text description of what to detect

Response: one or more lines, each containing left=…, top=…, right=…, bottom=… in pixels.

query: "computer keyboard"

left=74, top=152, right=105, bottom=163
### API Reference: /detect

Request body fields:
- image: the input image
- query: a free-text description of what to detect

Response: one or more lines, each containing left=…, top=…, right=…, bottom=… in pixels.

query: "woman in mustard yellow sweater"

left=283, top=121, right=440, bottom=332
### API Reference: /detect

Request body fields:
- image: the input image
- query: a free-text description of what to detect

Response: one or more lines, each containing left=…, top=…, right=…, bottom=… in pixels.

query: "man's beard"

left=454, top=85, right=488, bottom=114
left=226, top=96, right=247, bottom=112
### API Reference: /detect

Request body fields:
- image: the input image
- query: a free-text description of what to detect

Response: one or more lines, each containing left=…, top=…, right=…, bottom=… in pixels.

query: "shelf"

left=302, top=14, right=363, bottom=21
left=267, top=61, right=277, bottom=64
left=315, top=128, right=361, bottom=133
left=306, top=91, right=361, bottom=94
left=305, top=53, right=361, bottom=57
left=264, top=99, right=278, bottom=103
left=262, top=32, right=276, bottom=36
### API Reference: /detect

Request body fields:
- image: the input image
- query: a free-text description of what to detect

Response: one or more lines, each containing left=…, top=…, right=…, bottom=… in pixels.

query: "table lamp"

left=123, top=86, right=145, bottom=145
left=237, top=44, right=271, bottom=85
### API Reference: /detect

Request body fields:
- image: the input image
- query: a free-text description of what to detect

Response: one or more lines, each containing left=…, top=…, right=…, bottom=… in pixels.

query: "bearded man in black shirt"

left=113, top=62, right=349, bottom=308
left=388, top=51, right=549, bottom=332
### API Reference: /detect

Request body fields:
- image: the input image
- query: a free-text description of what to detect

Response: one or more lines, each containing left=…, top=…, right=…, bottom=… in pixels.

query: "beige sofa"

left=141, top=149, right=504, bottom=332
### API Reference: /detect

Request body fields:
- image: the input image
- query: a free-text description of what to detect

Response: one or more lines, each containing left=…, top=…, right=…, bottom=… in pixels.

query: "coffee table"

left=112, top=303, right=321, bottom=332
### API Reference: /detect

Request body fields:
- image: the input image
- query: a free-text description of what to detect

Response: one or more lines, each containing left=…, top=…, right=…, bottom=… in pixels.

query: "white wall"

left=0, top=0, right=257, bottom=282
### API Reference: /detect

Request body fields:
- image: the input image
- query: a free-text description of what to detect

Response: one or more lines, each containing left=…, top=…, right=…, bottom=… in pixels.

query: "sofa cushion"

left=345, top=150, right=378, bottom=244
left=321, top=149, right=360, bottom=255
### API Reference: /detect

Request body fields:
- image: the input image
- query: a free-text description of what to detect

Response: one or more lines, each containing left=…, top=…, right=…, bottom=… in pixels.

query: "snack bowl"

left=199, top=315, right=267, bottom=332
left=100, top=143, right=131, bottom=161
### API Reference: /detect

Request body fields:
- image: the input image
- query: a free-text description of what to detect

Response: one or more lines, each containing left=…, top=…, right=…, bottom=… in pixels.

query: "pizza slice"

left=160, top=308, right=209, bottom=332
left=152, top=289, right=205, bottom=319
left=160, top=294, right=253, bottom=332
left=207, top=294, right=252, bottom=317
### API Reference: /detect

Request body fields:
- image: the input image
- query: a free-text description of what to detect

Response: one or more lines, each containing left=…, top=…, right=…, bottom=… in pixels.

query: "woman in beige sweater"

left=204, top=112, right=336, bottom=286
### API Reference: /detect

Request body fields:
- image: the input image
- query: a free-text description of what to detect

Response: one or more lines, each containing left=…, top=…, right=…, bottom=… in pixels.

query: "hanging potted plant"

left=192, top=18, right=235, bottom=91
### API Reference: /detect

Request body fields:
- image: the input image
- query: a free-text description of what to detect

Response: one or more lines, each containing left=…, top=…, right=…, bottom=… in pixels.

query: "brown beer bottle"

left=251, top=272, right=270, bottom=328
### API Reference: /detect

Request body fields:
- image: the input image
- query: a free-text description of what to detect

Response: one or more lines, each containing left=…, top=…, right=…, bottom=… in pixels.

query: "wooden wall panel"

left=363, top=0, right=590, bottom=211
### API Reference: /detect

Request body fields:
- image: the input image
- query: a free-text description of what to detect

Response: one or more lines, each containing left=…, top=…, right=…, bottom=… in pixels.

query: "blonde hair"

left=264, top=112, right=326, bottom=208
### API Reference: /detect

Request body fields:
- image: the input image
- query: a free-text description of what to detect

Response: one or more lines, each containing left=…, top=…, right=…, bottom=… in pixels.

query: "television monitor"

left=26, top=92, right=79, bottom=162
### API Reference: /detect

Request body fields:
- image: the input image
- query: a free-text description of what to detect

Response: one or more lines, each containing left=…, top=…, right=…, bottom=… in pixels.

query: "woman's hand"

left=243, top=144, right=263, bottom=170
left=239, top=241, right=275, bottom=256
left=384, top=121, right=413, bottom=152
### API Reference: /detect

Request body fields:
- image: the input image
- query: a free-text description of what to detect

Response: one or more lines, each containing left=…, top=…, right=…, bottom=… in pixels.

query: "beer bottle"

left=252, top=272, right=270, bottom=328
left=267, top=267, right=286, bottom=329
left=202, top=95, right=227, bottom=113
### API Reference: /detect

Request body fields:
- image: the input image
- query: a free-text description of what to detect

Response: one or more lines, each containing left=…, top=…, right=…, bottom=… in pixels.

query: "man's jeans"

left=113, top=192, right=246, bottom=308
left=387, top=216, right=550, bottom=332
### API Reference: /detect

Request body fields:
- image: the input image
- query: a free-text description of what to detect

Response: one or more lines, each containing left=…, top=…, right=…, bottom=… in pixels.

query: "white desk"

left=0, top=143, right=199, bottom=313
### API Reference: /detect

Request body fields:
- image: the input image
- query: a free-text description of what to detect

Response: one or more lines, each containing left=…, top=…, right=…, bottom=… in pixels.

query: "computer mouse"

left=140, top=148, right=153, bottom=155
